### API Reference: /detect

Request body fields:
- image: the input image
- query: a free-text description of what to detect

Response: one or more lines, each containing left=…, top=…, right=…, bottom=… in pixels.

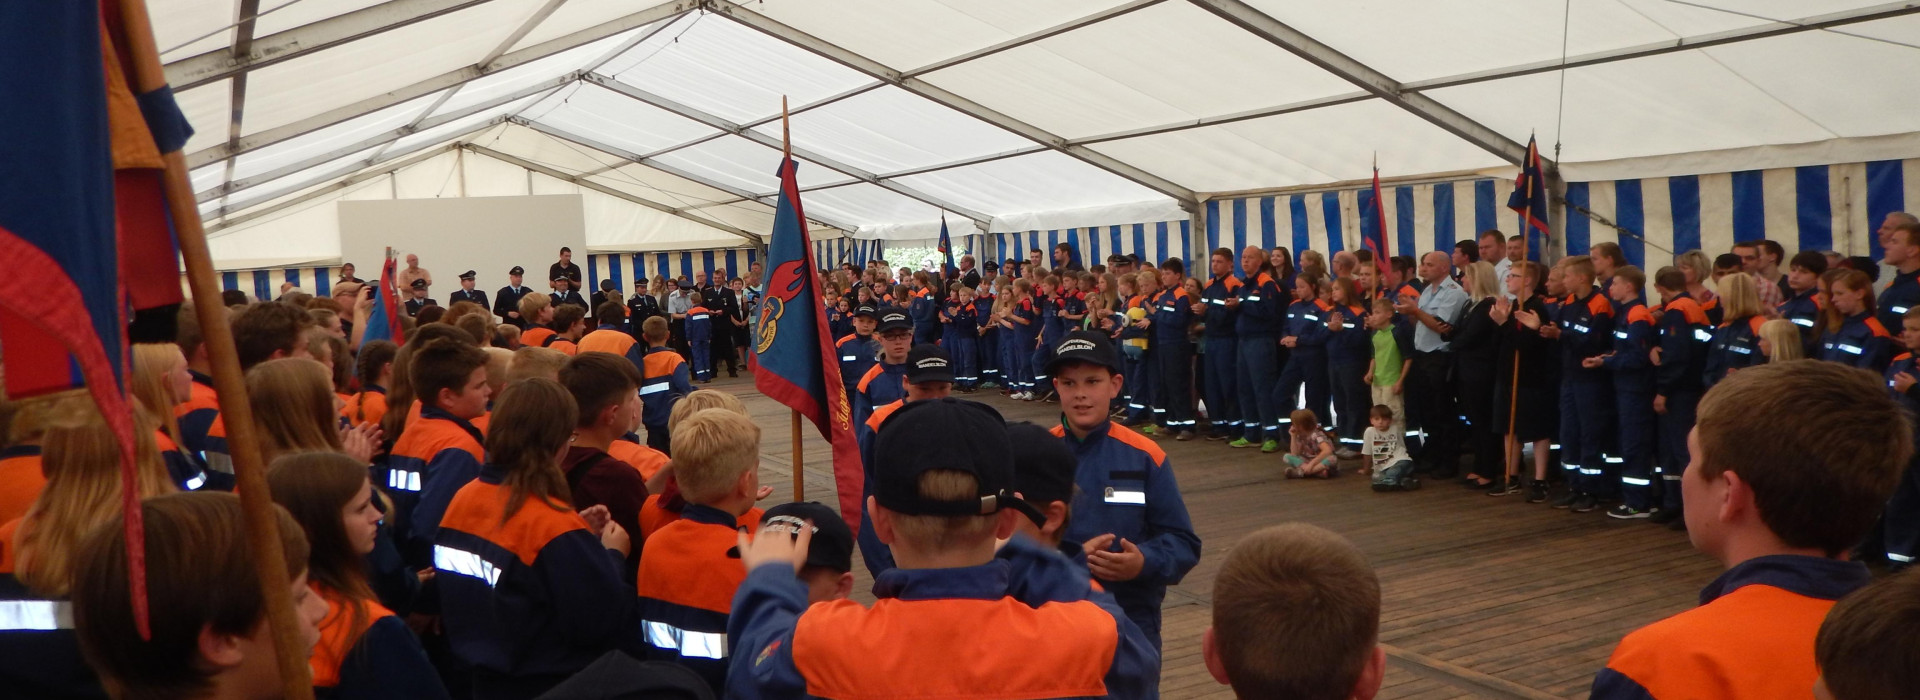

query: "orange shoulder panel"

left=550, top=340, right=578, bottom=356
left=1255, top=273, right=1274, bottom=287
left=1604, top=585, right=1835, bottom=700
left=1867, top=317, right=1892, bottom=338
left=1627, top=305, right=1654, bottom=326
left=636, top=519, right=749, bottom=613
left=438, top=480, right=589, bottom=566
left=1748, top=316, right=1767, bottom=334
left=1588, top=294, right=1613, bottom=316
left=1105, top=423, right=1167, bottom=467
left=609, top=441, right=669, bottom=481
left=866, top=400, right=904, bottom=433
left=0, top=517, right=22, bottom=575
left=520, top=327, right=557, bottom=348
left=857, top=364, right=885, bottom=393
left=1897, top=352, right=1914, bottom=362
left=1669, top=298, right=1709, bottom=325
left=577, top=330, right=636, bottom=356
left=638, top=494, right=676, bottom=541
left=642, top=351, right=685, bottom=377
left=0, top=456, right=45, bottom=529
left=792, top=597, right=1117, bottom=700
left=309, top=584, right=397, bottom=688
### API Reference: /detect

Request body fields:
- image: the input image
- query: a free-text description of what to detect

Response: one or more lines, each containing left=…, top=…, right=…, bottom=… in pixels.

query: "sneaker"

left=1570, top=495, right=1601, bottom=513
left=1606, top=505, right=1652, bottom=520
left=1649, top=507, right=1683, bottom=525
left=1550, top=492, right=1580, bottom=509
left=1525, top=480, right=1550, bottom=503
left=1206, top=432, right=1229, bottom=442
left=1228, top=438, right=1256, bottom=449
left=1139, top=425, right=1160, bottom=436
left=1487, top=478, right=1521, bottom=497
left=1174, top=430, right=1196, bottom=442
left=1260, top=439, right=1281, bottom=454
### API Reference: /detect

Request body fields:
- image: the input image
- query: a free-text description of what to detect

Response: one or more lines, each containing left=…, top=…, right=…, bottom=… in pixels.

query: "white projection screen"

left=339, top=194, right=587, bottom=307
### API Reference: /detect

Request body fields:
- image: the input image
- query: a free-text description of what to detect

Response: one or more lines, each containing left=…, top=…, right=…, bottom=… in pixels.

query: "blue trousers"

left=1031, top=340, right=1056, bottom=388
left=1657, top=390, right=1700, bottom=512
left=1202, top=336, right=1239, bottom=435
left=949, top=335, right=978, bottom=389
left=1278, top=349, right=1330, bottom=428
left=913, top=321, right=938, bottom=347
left=1560, top=375, right=1616, bottom=497
left=1329, top=359, right=1371, bottom=446
left=1236, top=337, right=1281, bottom=441
left=1884, top=456, right=1920, bottom=569
left=1005, top=334, right=1034, bottom=391
left=1126, top=345, right=1158, bottom=423
left=690, top=339, right=711, bottom=380
left=1156, top=340, right=1194, bottom=429
left=1615, top=385, right=1658, bottom=510
left=978, top=329, right=999, bottom=384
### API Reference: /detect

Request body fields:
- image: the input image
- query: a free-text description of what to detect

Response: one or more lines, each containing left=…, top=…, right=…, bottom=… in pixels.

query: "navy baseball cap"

left=851, top=304, right=879, bottom=319
left=1045, top=330, right=1121, bottom=376
left=875, top=307, right=912, bottom=333
left=1006, top=422, right=1077, bottom=526
left=905, top=344, right=953, bottom=384
left=759, top=502, right=853, bottom=573
left=873, top=399, right=1038, bottom=521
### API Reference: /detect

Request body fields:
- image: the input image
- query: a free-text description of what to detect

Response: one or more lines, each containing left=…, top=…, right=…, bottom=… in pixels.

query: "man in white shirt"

left=1479, top=230, right=1512, bottom=297
left=1393, top=252, right=1469, bottom=477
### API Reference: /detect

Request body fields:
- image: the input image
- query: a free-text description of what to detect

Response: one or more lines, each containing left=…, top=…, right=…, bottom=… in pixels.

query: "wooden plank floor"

left=705, top=373, right=1719, bottom=699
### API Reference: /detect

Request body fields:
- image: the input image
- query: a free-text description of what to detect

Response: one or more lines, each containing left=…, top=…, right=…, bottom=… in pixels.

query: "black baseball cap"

left=874, top=400, right=1038, bottom=520
left=458, top=270, right=476, bottom=280
left=1044, top=330, right=1121, bottom=376
left=759, top=502, right=853, bottom=573
left=1107, top=253, right=1128, bottom=265
left=409, top=278, right=428, bottom=290
left=851, top=304, right=879, bottom=319
left=875, top=307, right=912, bottom=333
left=983, top=261, right=999, bottom=272
left=1006, top=422, right=1076, bottom=526
left=905, top=344, right=954, bottom=384
left=509, top=266, right=525, bottom=276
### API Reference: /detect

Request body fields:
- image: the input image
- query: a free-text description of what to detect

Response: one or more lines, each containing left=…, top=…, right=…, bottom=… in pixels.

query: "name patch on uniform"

left=1103, top=487, right=1146, bottom=505
left=1693, top=328, right=1714, bottom=342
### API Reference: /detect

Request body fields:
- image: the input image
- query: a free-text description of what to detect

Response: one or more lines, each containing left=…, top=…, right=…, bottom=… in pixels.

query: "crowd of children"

left=1, top=219, right=1918, bottom=699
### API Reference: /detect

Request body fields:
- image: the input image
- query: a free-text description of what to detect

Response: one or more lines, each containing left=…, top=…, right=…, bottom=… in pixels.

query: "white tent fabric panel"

left=430, top=35, right=636, bottom=118
left=506, top=0, right=671, bottom=54
left=201, top=145, right=386, bottom=218
left=228, top=93, right=443, bottom=183
left=921, top=1, right=1356, bottom=140
left=582, top=165, right=742, bottom=211
left=390, top=150, right=466, bottom=198
left=577, top=188, right=752, bottom=252
left=599, top=15, right=874, bottom=125
left=802, top=185, right=951, bottom=234
left=524, top=83, right=725, bottom=155
left=752, top=0, right=1126, bottom=70
left=1691, top=17, right=1920, bottom=139
left=174, top=79, right=231, bottom=157
left=208, top=201, right=345, bottom=269
left=460, top=149, right=536, bottom=198
left=652, top=136, right=851, bottom=193
left=253, top=0, right=388, bottom=36
left=154, top=0, right=233, bottom=61
left=747, top=86, right=1034, bottom=176
left=240, top=0, right=545, bottom=135
left=889, top=150, right=1165, bottom=220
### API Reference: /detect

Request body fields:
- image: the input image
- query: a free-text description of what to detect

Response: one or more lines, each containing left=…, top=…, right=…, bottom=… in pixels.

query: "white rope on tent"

left=1662, top=0, right=1920, bottom=51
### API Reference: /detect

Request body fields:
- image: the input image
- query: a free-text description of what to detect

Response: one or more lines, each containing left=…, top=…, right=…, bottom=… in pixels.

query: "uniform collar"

left=190, top=370, right=216, bottom=387
left=1897, top=267, right=1920, bottom=285
left=366, top=384, right=387, bottom=395
left=646, top=345, right=676, bottom=355
left=872, top=558, right=1010, bottom=602
left=420, top=405, right=484, bottom=443
left=681, top=503, right=737, bottom=527
left=1699, top=554, right=1869, bottom=605
left=0, top=444, right=41, bottom=460
left=1059, top=416, right=1112, bottom=446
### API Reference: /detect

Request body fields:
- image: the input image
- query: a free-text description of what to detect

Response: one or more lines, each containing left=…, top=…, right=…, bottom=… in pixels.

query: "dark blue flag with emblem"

left=753, top=104, right=861, bottom=529
left=1507, top=135, right=1550, bottom=261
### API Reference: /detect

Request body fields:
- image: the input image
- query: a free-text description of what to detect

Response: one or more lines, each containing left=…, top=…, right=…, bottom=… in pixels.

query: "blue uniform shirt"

left=1820, top=311, right=1895, bottom=372
left=1879, top=268, right=1920, bottom=332
left=1201, top=274, right=1241, bottom=338
left=1150, top=287, right=1193, bottom=343
left=1234, top=272, right=1284, bottom=337
left=1055, top=420, right=1201, bottom=651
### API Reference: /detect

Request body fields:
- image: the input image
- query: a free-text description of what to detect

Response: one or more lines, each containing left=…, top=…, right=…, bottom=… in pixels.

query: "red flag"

left=1364, top=166, right=1389, bottom=274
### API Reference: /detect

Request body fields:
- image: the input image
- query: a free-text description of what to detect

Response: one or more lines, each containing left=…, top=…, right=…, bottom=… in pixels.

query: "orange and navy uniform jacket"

left=1200, top=274, right=1242, bottom=338
left=851, top=360, right=908, bottom=445
left=639, top=346, right=692, bottom=431
left=520, top=326, right=557, bottom=349
left=1655, top=295, right=1712, bottom=397
left=1054, top=421, right=1199, bottom=654
left=344, top=385, right=390, bottom=426
left=0, top=517, right=107, bottom=699
left=636, top=504, right=748, bottom=692
left=561, top=446, right=650, bottom=578
left=906, top=286, right=937, bottom=331
left=546, top=334, right=578, bottom=356
left=835, top=333, right=877, bottom=394
left=685, top=305, right=714, bottom=343
left=1590, top=555, right=1871, bottom=700
left=156, top=428, right=227, bottom=492
left=637, top=489, right=760, bottom=540
left=1234, top=272, right=1284, bottom=337
left=1558, top=288, right=1616, bottom=378
left=309, top=584, right=447, bottom=700
left=1819, top=311, right=1895, bottom=372
left=1880, top=266, right=1920, bottom=332
left=0, top=445, right=46, bottom=526
left=386, top=406, right=486, bottom=568
left=434, top=467, right=636, bottom=697
left=855, top=400, right=908, bottom=576
left=1150, top=286, right=1193, bottom=344
left=1601, top=302, right=1657, bottom=393
left=577, top=327, right=645, bottom=370
left=1777, top=287, right=1821, bottom=335
left=608, top=438, right=669, bottom=482
left=1704, top=315, right=1766, bottom=386
left=726, top=535, right=1159, bottom=700
left=175, top=370, right=221, bottom=460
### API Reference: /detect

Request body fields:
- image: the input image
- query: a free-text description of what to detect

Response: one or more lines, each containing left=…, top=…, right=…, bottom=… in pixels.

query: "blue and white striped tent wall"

left=585, top=249, right=760, bottom=293
left=1208, top=179, right=1528, bottom=267
left=1208, top=157, right=1920, bottom=271
left=812, top=237, right=884, bottom=268
left=1561, top=158, right=1919, bottom=267
left=995, top=221, right=1194, bottom=269
left=215, top=266, right=341, bottom=302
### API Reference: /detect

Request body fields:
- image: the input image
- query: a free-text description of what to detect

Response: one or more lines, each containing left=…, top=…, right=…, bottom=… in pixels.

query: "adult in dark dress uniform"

left=701, top=271, right=740, bottom=377
left=550, top=275, right=587, bottom=311
left=403, top=278, right=437, bottom=318
left=494, top=266, right=532, bottom=328
left=627, top=290, right=663, bottom=343
left=448, top=270, right=488, bottom=310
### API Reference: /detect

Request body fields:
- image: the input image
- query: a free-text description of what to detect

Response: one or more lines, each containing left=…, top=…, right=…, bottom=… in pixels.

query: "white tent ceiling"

left=162, top=0, right=1920, bottom=256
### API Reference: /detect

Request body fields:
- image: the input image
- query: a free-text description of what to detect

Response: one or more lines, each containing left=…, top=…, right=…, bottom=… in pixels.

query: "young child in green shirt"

left=1362, top=297, right=1411, bottom=439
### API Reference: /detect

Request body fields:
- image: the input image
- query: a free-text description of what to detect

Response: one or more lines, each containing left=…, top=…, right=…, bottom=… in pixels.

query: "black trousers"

left=1408, top=350, right=1460, bottom=473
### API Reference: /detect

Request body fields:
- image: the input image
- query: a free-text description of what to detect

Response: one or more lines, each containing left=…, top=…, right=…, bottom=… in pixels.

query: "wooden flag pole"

left=792, top=410, right=805, bottom=502
left=114, top=1, right=314, bottom=697
left=1503, top=200, right=1530, bottom=487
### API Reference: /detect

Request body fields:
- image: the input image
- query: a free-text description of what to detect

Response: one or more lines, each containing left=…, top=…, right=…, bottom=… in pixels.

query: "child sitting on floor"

left=1285, top=409, right=1337, bottom=479
left=1365, top=404, right=1419, bottom=492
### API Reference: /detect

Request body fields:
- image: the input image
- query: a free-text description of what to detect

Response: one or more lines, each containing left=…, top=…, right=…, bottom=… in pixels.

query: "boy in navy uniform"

left=1049, top=329, right=1202, bottom=655
left=1551, top=256, right=1617, bottom=513
left=1650, top=267, right=1713, bottom=527
left=404, top=278, right=437, bottom=317
left=976, top=265, right=1001, bottom=387
left=757, top=502, right=856, bottom=605
left=856, top=344, right=956, bottom=578
left=1199, top=248, right=1242, bottom=440
left=494, top=266, right=532, bottom=329
left=449, top=270, right=487, bottom=308
left=1882, top=308, right=1920, bottom=568
left=1879, top=221, right=1920, bottom=332
left=637, top=316, right=692, bottom=454
left=1597, top=266, right=1658, bottom=519
left=685, top=292, right=714, bottom=382
left=836, top=304, right=879, bottom=399
left=852, top=308, right=913, bottom=436
left=729, top=399, right=1159, bottom=700
left=942, top=286, right=980, bottom=392
left=1148, top=259, right=1199, bottom=439
left=1779, top=251, right=1827, bottom=356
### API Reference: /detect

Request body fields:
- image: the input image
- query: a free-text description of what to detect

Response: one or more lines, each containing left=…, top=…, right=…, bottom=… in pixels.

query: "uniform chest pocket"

left=1104, top=470, right=1148, bottom=505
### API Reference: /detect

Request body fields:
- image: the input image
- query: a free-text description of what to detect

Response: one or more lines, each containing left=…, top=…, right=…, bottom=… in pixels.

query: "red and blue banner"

left=1508, top=135, right=1550, bottom=261
left=752, top=157, right=861, bottom=528
left=1363, top=166, right=1389, bottom=274
left=364, top=252, right=405, bottom=344
left=937, top=218, right=957, bottom=279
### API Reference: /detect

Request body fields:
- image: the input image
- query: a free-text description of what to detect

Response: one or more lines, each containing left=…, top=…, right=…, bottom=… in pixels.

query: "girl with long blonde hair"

left=249, top=358, right=375, bottom=464
left=131, top=342, right=226, bottom=491
left=1757, top=318, right=1805, bottom=363
left=8, top=410, right=175, bottom=598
